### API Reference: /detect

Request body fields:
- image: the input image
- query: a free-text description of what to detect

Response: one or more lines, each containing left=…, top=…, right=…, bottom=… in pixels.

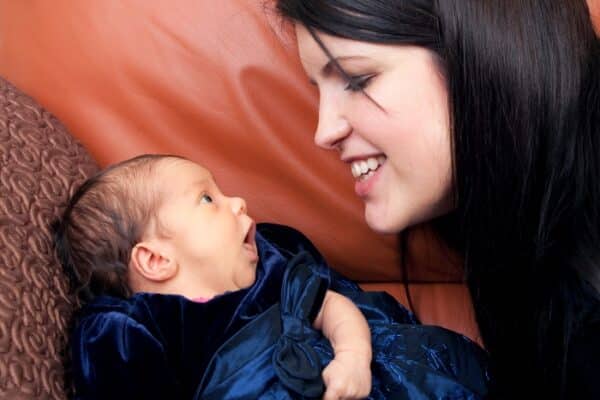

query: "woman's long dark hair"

left=277, top=0, right=600, bottom=397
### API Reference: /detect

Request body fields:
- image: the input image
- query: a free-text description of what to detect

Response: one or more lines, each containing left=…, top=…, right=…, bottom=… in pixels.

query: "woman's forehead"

left=296, top=25, right=373, bottom=57
left=295, top=24, right=409, bottom=74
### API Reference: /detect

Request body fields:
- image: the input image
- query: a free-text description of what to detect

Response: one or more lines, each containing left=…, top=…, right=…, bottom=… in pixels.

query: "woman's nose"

left=314, top=94, right=351, bottom=150
left=230, top=196, right=247, bottom=216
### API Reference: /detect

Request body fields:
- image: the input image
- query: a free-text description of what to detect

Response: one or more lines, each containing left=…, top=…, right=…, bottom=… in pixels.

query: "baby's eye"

left=200, top=194, right=213, bottom=204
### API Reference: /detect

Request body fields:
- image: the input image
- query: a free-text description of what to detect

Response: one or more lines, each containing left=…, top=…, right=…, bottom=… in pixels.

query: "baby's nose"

left=230, top=196, right=247, bottom=215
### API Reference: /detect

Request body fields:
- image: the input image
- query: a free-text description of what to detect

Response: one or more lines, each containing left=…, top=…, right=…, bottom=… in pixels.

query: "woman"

left=276, top=0, right=600, bottom=398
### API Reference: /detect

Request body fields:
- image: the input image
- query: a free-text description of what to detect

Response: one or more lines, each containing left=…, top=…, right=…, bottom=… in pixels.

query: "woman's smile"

left=349, top=155, right=387, bottom=197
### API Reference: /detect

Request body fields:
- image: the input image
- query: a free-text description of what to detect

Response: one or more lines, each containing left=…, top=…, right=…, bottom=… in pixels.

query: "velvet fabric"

left=71, top=224, right=490, bottom=399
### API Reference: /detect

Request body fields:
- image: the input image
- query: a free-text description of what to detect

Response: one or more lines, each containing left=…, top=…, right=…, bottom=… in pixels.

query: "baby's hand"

left=322, top=350, right=372, bottom=400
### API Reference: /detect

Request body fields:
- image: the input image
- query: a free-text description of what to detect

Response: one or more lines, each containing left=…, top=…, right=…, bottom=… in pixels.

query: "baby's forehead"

left=152, top=158, right=214, bottom=192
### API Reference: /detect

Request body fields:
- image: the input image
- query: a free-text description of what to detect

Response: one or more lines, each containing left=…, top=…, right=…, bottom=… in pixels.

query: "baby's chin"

left=235, top=265, right=258, bottom=289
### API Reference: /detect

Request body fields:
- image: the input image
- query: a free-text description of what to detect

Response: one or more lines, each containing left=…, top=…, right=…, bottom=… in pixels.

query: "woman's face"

left=296, top=25, right=454, bottom=233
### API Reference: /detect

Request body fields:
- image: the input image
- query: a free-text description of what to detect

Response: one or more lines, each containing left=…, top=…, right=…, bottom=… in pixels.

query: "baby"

left=54, top=154, right=370, bottom=399
left=54, top=154, right=490, bottom=400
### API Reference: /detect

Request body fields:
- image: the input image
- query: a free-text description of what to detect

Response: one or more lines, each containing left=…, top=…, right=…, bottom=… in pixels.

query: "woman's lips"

left=350, top=155, right=386, bottom=178
left=354, top=165, right=383, bottom=198
left=351, top=154, right=387, bottom=198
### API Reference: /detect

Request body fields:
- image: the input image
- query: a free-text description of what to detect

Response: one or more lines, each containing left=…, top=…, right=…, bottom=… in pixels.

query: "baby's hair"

left=52, top=154, right=185, bottom=303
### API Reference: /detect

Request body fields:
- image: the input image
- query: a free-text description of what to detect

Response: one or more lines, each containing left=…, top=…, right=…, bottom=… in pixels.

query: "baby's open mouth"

left=244, top=221, right=256, bottom=246
left=243, top=221, right=259, bottom=263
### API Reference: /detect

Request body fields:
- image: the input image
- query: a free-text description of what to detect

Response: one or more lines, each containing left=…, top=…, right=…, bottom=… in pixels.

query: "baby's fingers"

left=322, top=367, right=367, bottom=399
left=323, top=383, right=345, bottom=400
left=322, top=366, right=345, bottom=399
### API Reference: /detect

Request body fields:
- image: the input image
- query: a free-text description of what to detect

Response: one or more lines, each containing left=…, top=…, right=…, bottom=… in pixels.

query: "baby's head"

left=53, top=154, right=258, bottom=303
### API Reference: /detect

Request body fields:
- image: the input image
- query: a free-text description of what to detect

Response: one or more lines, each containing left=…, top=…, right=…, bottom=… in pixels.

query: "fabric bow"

left=272, top=252, right=329, bottom=398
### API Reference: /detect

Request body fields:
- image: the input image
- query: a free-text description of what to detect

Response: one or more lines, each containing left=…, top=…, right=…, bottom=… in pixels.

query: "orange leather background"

left=16, top=1, right=600, bottom=340
left=0, top=0, right=463, bottom=284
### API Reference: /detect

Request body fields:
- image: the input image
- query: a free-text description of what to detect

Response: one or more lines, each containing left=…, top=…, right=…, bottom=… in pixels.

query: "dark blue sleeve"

left=256, top=223, right=418, bottom=324
left=72, top=311, right=182, bottom=399
left=256, top=223, right=362, bottom=292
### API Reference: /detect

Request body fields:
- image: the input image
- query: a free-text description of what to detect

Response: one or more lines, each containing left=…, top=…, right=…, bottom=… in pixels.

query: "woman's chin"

left=364, top=207, right=407, bottom=234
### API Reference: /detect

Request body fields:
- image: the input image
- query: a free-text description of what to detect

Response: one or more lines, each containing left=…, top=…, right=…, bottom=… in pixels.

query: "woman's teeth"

left=351, top=156, right=386, bottom=180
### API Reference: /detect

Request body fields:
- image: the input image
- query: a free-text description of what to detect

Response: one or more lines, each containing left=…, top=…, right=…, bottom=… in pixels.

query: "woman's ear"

left=130, top=241, right=177, bottom=282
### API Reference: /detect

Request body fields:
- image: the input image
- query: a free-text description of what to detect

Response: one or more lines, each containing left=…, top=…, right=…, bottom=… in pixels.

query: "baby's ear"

left=130, top=241, right=177, bottom=282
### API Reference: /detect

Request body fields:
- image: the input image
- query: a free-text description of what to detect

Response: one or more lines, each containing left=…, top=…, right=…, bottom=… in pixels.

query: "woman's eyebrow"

left=321, top=56, right=368, bottom=77
left=308, top=56, right=369, bottom=84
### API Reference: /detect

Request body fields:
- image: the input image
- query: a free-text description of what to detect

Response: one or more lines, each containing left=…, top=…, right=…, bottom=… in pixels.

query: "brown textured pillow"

left=0, top=77, right=98, bottom=399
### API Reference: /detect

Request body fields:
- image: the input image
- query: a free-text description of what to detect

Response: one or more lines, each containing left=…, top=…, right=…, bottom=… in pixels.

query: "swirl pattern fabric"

left=0, top=77, right=99, bottom=399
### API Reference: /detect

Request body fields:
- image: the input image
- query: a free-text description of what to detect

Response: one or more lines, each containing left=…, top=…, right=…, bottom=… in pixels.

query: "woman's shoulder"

left=566, top=280, right=600, bottom=398
left=575, top=277, right=600, bottom=329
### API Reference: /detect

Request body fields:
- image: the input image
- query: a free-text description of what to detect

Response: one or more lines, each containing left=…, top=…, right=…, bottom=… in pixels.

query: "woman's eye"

left=344, top=74, right=376, bottom=92
left=200, top=194, right=213, bottom=204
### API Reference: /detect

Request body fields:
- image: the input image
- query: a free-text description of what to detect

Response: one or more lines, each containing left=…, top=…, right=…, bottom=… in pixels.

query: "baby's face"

left=153, top=159, right=259, bottom=295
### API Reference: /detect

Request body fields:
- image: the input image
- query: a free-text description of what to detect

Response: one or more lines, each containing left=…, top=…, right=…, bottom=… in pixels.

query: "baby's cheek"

left=242, top=264, right=258, bottom=287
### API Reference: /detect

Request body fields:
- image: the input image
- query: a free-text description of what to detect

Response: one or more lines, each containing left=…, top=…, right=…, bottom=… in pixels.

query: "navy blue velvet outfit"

left=71, top=223, right=490, bottom=399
